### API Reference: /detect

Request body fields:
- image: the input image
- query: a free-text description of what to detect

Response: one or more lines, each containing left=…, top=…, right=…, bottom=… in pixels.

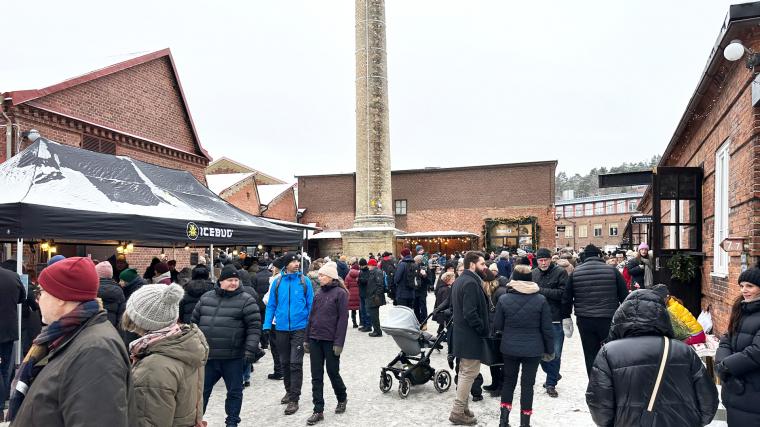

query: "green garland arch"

left=482, top=216, right=540, bottom=253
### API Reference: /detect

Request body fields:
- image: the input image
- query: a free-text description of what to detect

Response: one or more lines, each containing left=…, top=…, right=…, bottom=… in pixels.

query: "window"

left=578, top=225, right=588, bottom=238
left=593, top=224, right=603, bottom=237
left=628, top=200, right=638, bottom=212
left=564, top=226, right=573, bottom=238
left=555, top=207, right=563, bottom=218
left=609, top=223, right=619, bottom=237
left=82, top=135, right=116, bottom=155
left=394, top=199, right=407, bottom=215
left=616, top=200, right=626, bottom=213
left=594, top=202, right=604, bottom=215
left=584, top=203, right=593, bottom=216
left=605, top=201, right=615, bottom=214
left=574, top=204, right=583, bottom=217
left=564, top=206, right=574, bottom=218
left=714, top=141, right=730, bottom=275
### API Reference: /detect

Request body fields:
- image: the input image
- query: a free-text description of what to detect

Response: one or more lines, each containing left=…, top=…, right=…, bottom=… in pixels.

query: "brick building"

left=0, top=48, right=212, bottom=272
left=555, top=192, right=643, bottom=251
left=637, top=3, right=760, bottom=332
left=299, top=161, right=557, bottom=257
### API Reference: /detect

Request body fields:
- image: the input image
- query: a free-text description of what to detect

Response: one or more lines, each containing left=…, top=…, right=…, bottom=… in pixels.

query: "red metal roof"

left=3, top=48, right=211, bottom=160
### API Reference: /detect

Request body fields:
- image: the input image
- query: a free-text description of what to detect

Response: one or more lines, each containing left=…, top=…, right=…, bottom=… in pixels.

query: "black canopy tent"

left=0, top=138, right=302, bottom=247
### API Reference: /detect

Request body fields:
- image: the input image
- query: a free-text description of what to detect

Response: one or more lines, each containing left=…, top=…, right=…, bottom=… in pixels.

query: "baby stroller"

left=379, top=305, right=452, bottom=398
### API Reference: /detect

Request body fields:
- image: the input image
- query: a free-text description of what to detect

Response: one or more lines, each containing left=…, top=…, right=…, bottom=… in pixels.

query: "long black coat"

left=562, top=257, right=628, bottom=319
left=451, top=270, right=489, bottom=360
left=364, top=268, right=386, bottom=308
left=0, top=267, right=25, bottom=343
left=97, top=278, right=126, bottom=328
left=532, top=263, right=568, bottom=322
left=587, top=290, right=718, bottom=427
left=191, top=286, right=261, bottom=359
left=716, top=298, right=760, bottom=422
left=493, top=283, right=553, bottom=357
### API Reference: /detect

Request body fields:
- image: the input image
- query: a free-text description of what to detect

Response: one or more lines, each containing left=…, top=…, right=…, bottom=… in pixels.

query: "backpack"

left=273, top=274, right=309, bottom=302
left=381, top=260, right=396, bottom=296
left=405, top=263, right=420, bottom=290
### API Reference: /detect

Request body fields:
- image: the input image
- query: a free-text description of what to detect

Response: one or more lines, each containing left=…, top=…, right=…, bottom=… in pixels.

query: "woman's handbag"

left=481, top=295, right=503, bottom=366
left=640, top=337, right=670, bottom=426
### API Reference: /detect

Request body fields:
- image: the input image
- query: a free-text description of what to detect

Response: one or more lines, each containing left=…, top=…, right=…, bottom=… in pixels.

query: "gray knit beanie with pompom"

left=126, top=283, right=184, bottom=331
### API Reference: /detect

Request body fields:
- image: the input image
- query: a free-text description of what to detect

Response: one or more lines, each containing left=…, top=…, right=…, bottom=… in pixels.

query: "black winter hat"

left=512, top=268, right=533, bottom=282
left=535, top=248, right=552, bottom=260
left=218, top=265, right=239, bottom=282
left=739, top=261, right=760, bottom=287
left=191, top=265, right=210, bottom=280
left=279, top=252, right=298, bottom=268
left=359, top=258, right=368, bottom=266
left=518, top=257, right=532, bottom=266
left=584, top=244, right=602, bottom=257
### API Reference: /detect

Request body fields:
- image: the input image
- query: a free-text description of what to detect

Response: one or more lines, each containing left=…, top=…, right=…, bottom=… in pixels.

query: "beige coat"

left=131, top=324, right=209, bottom=427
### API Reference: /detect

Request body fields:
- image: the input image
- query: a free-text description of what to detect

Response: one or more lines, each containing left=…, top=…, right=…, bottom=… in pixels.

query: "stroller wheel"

left=398, top=377, right=412, bottom=399
left=379, top=371, right=393, bottom=393
left=434, top=370, right=452, bottom=393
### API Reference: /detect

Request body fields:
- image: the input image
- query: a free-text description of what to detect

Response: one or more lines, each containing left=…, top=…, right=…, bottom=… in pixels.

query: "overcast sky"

left=2, top=1, right=739, bottom=182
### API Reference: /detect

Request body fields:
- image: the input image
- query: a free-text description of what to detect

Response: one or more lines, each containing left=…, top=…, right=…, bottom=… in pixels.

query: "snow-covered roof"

left=309, top=231, right=342, bottom=240
left=205, top=173, right=254, bottom=195
left=261, top=218, right=319, bottom=230
left=397, top=230, right=479, bottom=238
left=258, top=183, right=294, bottom=205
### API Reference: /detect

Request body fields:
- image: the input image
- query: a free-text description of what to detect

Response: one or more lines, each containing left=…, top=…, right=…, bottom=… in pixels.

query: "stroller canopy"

left=382, top=305, right=420, bottom=333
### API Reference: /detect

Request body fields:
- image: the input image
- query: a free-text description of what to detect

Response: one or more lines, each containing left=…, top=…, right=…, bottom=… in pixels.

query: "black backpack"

left=405, top=263, right=420, bottom=290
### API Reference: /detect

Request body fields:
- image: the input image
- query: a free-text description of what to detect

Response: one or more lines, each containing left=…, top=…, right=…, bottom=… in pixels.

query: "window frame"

left=609, top=223, right=619, bottom=237
left=713, top=141, right=730, bottom=276
left=394, top=199, right=407, bottom=216
left=593, top=224, right=603, bottom=237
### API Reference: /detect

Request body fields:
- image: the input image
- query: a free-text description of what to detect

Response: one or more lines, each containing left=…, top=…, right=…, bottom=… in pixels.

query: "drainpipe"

left=1, top=109, right=14, bottom=161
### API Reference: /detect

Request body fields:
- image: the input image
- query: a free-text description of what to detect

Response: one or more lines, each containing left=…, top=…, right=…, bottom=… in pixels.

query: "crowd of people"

left=0, top=241, right=759, bottom=426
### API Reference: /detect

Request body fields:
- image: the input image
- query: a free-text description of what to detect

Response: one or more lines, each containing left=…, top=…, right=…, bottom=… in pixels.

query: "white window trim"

left=713, top=141, right=730, bottom=275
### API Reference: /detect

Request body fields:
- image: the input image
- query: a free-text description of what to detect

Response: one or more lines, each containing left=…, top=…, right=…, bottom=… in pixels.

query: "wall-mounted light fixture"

left=724, top=39, right=760, bottom=69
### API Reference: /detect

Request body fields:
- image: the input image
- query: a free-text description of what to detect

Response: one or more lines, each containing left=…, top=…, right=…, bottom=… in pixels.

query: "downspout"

left=1, top=108, right=14, bottom=161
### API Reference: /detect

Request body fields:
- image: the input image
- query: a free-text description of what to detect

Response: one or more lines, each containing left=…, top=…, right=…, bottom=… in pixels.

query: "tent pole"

left=16, top=238, right=23, bottom=365
left=209, top=244, right=215, bottom=281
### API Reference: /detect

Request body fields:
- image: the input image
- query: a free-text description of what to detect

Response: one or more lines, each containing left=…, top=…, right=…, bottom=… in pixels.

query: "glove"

left=542, top=353, right=555, bottom=362
left=303, top=342, right=310, bottom=354
left=562, top=318, right=574, bottom=338
left=714, top=362, right=730, bottom=381
left=447, top=353, right=455, bottom=369
left=333, top=345, right=343, bottom=356
left=244, top=352, right=256, bottom=365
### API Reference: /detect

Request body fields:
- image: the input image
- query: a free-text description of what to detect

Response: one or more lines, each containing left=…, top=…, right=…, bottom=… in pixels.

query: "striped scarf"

left=7, top=299, right=103, bottom=422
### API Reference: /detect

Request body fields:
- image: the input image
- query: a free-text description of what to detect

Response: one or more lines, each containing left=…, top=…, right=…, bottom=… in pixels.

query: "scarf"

left=641, top=257, right=654, bottom=289
left=128, top=322, right=182, bottom=365
left=7, top=299, right=103, bottom=422
left=508, top=280, right=540, bottom=294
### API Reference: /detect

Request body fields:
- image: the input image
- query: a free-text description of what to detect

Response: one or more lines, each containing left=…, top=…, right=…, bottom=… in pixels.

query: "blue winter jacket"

left=263, top=271, right=314, bottom=332
left=394, top=256, right=416, bottom=301
left=497, top=258, right=512, bottom=280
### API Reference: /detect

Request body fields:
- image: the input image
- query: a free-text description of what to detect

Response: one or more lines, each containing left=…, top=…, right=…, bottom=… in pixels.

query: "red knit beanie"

left=39, top=257, right=99, bottom=301
left=368, top=259, right=378, bottom=267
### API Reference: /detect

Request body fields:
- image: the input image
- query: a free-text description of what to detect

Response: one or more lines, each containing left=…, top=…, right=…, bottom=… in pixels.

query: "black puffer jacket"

left=254, top=269, right=272, bottom=297
left=587, top=290, right=718, bottom=427
left=493, top=281, right=553, bottom=357
left=715, top=298, right=760, bottom=420
left=179, top=279, right=214, bottom=324
left=97, top=278, right=126, bottom=328
left=532, top=263, right=568, bottom=322
left=562, top=257, right=628, bottom=318
left=0, top=267, right=24, bottom=343
left=191, top=286, right=261, bottom=359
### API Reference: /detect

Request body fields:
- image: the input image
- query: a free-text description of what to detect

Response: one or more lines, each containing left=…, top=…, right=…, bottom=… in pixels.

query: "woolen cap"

left=401, top=248, right=411, bottom=257
left=39, top=257, right=99, bottom=302
left=279, top=252, right=298, bottom=268
left=47, top=255, right=66, bottom=266
left=499, top=251, right=510, bottom=259
left=535, top=248, right=552, bottom=260
left=638, top=243, right=650, bottom=250
left=154, top=262, right=170, bottom=275
left=368, top=259, right=378, bottom=267
left=94, top=261, right=113, bottom=279
left=739, top=262, right=760, bottom=287
left=218, top=265, right=239, bottom=282
left=119, top=268, right=139, bottom=284
left=318, top=261, right=340, bottom=280
left=359, top=258, right=368, bottom=266
left=126, top=283, right=184, bottom=331
left=512, top=268, right=533, bottom=282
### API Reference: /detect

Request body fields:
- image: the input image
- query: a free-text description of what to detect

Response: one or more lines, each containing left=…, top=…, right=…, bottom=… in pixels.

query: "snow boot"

left=499, top=406, right=511, bottom=427
left=307, top=412, right=324, bottom=425
left=335, top=400, right=347, bottom=414
left=281, top=394, right=290, bottom=404
left=448, top=410, right=477, bottom=425
left=520, top=410, right=532, bottom=427
left=285, top=401, right=299, bottom=415
left=545, top=386, right=558, bottom=398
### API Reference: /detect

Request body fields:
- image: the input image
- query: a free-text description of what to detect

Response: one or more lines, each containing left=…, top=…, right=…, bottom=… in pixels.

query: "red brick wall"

left=644, top=26, right=760, bottom=333
left=221, top=179, right=261, bottom=216
left=30, top=57, right=201, bottom=155
left=263, top=189, right=297, bottom=222
left=556, top=213, right=635, bottom=250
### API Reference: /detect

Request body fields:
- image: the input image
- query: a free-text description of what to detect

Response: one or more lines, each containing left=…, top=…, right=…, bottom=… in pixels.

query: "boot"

left=499, top=406, right=511, bottom=427
left=280, top=393, right=290, bottom=404
left=448, top=410, right=477, bottom=425
left=545, top=385, right=558, bottom=398
left=307, top=412, right=324, bottom=425
left=335, top=400, right=347, bottom=414
left=284, top=401, right=299, bottom=415
left=520, top=410, right=531, bottom=427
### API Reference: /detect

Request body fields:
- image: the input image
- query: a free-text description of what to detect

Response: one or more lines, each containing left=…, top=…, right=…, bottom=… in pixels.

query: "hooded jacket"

left=263, top=271, right=314, bottom=332
left=393, top=256, right=417, bottom=301
left=131, top=324, right=209, bottom=427
left=345, top=267, right=361, bottom=310
left=97, top=277, right=126, bottom=328
left=715, top=298, right=760, bottom=419
left=532, top=263, right=568, bottom=322
left=191, top=285, right=261, bottom=359
left=306, top=280, right=349, bottom=347
left=179, top=279, right=214, bottom=324
left=493, top=280, right=553, bottom=357
left=586, top=290, right=718, bottom=427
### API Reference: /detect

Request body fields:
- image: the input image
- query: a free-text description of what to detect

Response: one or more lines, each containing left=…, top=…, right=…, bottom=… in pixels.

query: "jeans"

left=358, top=298, right=371, bottom=327
left=501, top=355, right=541, bottom=412
left=397, top=298, right=414, bottom=310
left=452, top=358, right=481, bottom=414
left=366, top=301, right=381, bottom=334
left=203, top=358, right=245, bottom=425
left=576, top=316, right=612, bottom=377
left=540, top=323, right=565, bottom=386
left=414, top=294, right=427, bottom=325
left=243, top=362, right=252, bottom=382
left=276, top=329, right=306, bottom=401
left=309, top=339, right=347, bottom=413
left=0, top=341, right=13, bottom=408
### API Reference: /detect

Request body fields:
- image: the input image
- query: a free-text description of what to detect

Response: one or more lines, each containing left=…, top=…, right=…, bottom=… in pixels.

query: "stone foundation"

left=341, top=228, right=397, bottom=258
